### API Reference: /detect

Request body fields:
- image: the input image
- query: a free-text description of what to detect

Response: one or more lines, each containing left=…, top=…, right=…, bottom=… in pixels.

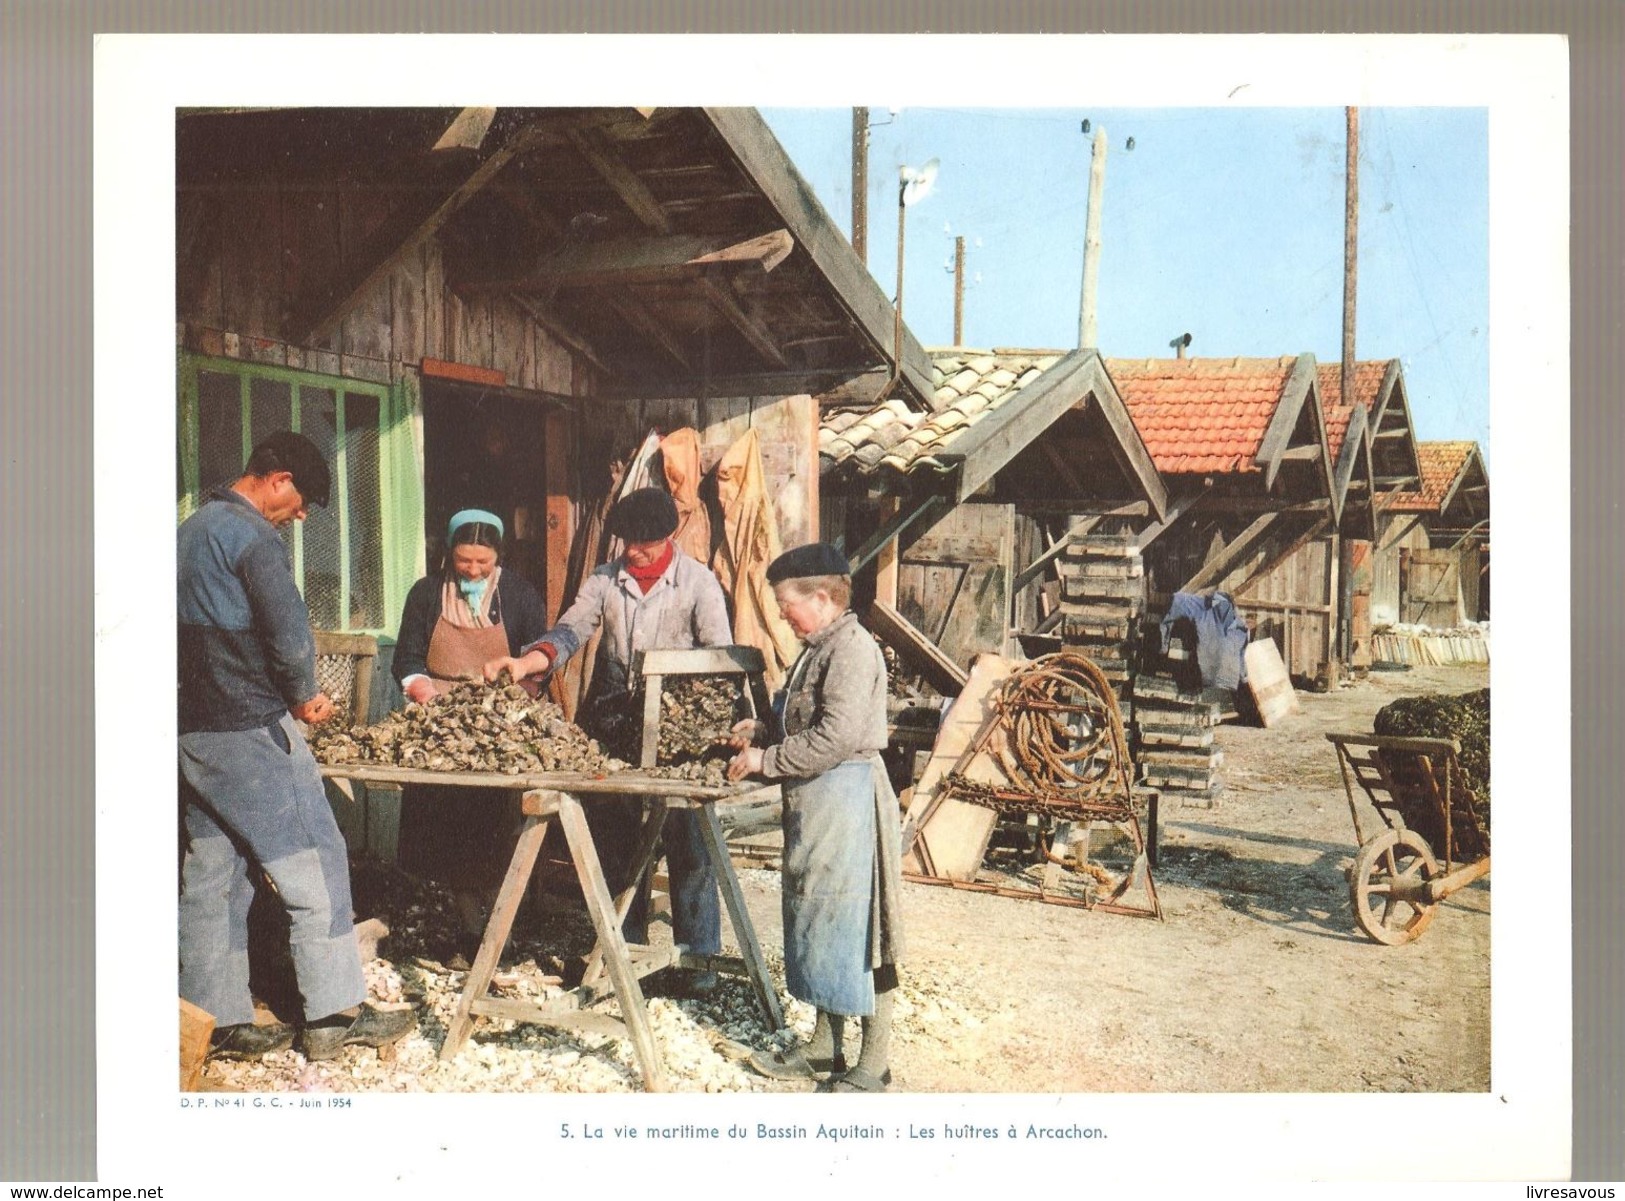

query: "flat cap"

left=766, top=541, right=851, bottom=584
left=607, top=487, right=678, bottom=543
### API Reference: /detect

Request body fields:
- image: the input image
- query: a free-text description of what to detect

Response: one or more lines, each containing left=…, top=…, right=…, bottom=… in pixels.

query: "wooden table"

left=319, top=764, right=785, bottom=1091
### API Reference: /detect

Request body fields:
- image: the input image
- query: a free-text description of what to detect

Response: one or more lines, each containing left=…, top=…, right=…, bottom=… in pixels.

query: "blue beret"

left=766, top=542, right=851, bottom=584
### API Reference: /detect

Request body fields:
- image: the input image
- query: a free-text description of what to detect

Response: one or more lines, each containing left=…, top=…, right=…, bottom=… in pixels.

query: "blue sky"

left=762, top=106, right=1489, bottom=458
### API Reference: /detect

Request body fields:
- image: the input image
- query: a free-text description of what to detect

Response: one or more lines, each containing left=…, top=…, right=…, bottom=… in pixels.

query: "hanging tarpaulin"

left=604, top=429, right=665, bottom=564
left=659, top=427, right=713, bottom=565
left=712, top=427, right=801, bottom=690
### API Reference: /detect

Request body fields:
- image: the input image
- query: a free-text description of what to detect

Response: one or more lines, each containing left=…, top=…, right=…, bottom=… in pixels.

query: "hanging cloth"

left=711, top=427, right=801, bottom=690
left=659, top=427, right=713, bottom=565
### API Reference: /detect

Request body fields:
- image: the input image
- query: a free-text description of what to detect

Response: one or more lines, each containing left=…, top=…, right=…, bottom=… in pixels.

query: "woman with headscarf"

left=392, top=509, right=548, bottom=967
left=484, top=486, right=733, bottom=994
left=727, top=542, right=905, bottom=1092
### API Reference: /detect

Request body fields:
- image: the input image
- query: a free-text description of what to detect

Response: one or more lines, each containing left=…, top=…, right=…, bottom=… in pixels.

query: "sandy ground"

left=733, top=662, right=1491, bottom=1094
left=199, top=663, right=1488, bottom=1095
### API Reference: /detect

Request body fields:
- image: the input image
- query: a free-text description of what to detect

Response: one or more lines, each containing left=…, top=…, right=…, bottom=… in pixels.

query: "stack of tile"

left=1131, top=673, right=1224, bottom=805
left=1055, top=531, right=1144, bottom=695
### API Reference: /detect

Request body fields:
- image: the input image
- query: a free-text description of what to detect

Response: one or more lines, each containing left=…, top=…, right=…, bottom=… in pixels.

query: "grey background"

left=2, top=0, right=1616, bottom=1184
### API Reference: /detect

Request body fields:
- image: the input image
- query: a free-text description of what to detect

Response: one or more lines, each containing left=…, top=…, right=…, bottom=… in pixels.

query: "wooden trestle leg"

left=440, top=789, right=554, bottom=1062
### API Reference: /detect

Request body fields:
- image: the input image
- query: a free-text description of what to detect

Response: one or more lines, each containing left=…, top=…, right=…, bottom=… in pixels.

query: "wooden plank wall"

left=178, top=177, right=581, bottom=390
left=1226, top=536, right=1329, bottom=681
left=1372, top=513, right=1429, bottom=628
left=176, top=178, right=820, bottom=557
left=897, top=502, right=1015, bottom=667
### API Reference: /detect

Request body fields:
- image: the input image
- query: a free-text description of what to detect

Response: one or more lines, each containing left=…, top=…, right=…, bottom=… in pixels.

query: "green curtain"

left=379, top=371, right=427, bottom=635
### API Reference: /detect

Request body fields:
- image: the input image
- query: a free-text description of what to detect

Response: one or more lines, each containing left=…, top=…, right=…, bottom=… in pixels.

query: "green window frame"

left=177, top=352, right=424, bottom=636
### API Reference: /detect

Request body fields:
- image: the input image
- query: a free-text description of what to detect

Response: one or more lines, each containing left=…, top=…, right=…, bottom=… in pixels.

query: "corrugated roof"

left=1388, top=441, right=1479, bottom=513
left=819, top=349, right=1065, bottom=477
left=1104, top=356, right=1299, bottom=474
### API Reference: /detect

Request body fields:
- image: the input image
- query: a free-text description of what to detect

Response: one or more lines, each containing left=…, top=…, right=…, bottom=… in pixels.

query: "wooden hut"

left=1318, top=360, right=1424, bottom=665
left=1379, top=440, right=1491, bottom=629
left=1105, top=354, right=1339, bottom=682
left=818, top=347, right=1166, bottom=682
left=175, top=104, right=939, bottom=851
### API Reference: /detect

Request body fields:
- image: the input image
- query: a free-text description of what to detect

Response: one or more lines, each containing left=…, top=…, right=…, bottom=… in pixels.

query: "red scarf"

left=626, top=539, right=674, bottom=595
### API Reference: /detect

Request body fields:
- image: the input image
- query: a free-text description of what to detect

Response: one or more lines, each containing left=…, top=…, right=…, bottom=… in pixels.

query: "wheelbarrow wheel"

left=1350, top=828, right=1441, bottom=946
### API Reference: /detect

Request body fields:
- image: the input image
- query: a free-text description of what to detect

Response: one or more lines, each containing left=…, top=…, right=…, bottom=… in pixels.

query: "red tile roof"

left=1317, top=361, right=1389, bottom=461
left=1388, top=441, right=1478, bottom=513
left=1104, top=356, right=1299, bottom=474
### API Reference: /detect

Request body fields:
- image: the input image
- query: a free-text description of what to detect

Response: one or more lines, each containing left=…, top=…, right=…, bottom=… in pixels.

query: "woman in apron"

left=727, top=542, right=906, bottom=1092
left=392, top=509, right=547, bottom=968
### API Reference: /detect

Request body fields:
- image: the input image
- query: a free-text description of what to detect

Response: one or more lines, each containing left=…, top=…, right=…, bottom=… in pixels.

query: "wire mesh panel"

left=312, top=632, right=378, bottom=726
left=314, top=653, right=357, bottom=721
left=344, top=394, right=384, bottom=630
left=301, top=387, right=342, bottom=629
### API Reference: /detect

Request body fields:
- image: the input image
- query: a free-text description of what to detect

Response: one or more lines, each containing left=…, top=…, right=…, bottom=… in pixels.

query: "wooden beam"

left=505, top=290, right=614, bottom=379
left=1377, top=513, right=1426, bottom=553
left=288, top=131, right=536, bottom=345
left=1134, top=489, right=1207, bottom=550
left=1181, top=512, right=1283, bottom=593
left=605, top=292, right=693, bottom=372
left=1255, top=352, right=1318, bottom=490
left=868, top=601, right=968, bottom=696
left=1200, top=497, right=1332, bottom=514
left=1231, top=515, right=1332, bottom=599
left=433, top=106, right=497, bottom=152
left=847, top=495, right=950, bottom=573
left=1011, top=500, right=1150, bottom=517
left=461, top=229, right=794, bottom=293
left=1083, top=355, right=1170, bottom=520
left=568, top=126, right=673, bottom=233
left=1374, top=427, right=1411, bottom=439
left=609, top=367, right=866, bottom=403
left=1279, top=444, right=1324, bottom=462
left=1040, top=440, right=1091, bottom=496
left=929, top=350, right=1094, bottom=503
left=698, top=277, right=789, bottom=369
left=701, top=107, right=937, bottom=409
left=1011, top=515, right=1103, bottom=593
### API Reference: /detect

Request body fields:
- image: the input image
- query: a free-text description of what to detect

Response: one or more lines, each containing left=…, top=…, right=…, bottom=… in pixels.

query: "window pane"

left=300, top=388, right=341, bottom=629
left=344, top=394, right=384, bottom=630
left=249, top=377, right=292, bottom=449
left=196, top=370, right=243, bottom=495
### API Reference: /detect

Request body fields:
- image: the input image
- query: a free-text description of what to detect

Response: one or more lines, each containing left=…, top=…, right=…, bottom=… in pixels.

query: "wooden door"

left=1401, top=548, right=1462, bottom=627
left=897, top=503, right=1015, bottom=668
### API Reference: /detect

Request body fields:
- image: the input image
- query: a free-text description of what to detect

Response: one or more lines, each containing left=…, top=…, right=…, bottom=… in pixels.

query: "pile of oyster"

left=308, top=681, right=628, bottom=776
left=611, top=675, right=748, bottom=786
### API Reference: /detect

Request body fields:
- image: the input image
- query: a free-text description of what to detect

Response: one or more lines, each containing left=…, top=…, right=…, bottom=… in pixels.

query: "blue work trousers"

left=178, top=715, right=366, bottom=1026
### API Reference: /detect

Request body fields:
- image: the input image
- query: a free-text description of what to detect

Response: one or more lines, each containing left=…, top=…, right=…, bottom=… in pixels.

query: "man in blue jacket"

left=178, top=432, right=415, bottom=1061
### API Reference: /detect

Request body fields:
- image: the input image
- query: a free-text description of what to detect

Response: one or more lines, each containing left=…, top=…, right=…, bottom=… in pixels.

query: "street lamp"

left=875, top=157, right=938, bottom=405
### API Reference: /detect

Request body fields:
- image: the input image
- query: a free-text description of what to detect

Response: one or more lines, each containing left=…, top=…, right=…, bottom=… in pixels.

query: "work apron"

left=397, top=609, right=518, bottom=891
left=781, top=758, right=896, bottom=1016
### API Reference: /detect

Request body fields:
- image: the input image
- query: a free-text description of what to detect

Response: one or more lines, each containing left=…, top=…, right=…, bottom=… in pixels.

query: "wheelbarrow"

left=1325, top=732, right=1491, bottom=946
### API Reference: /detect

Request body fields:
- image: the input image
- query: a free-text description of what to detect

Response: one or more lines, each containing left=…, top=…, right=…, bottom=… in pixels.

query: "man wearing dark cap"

left=178, top=432, right=415, bottom=1062
left=485, top=485, right=733, bottom=994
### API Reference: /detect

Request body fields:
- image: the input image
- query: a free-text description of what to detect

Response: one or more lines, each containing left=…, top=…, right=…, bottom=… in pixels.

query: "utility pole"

left=1340, top=105, right=1371, bottom=676
left=1078, top=125, right=1108, bottom=349
left=953, top=235, right=966, bottom=345
left=1341, top=106, right=1358, bottom=418
left=851, top=107, right=869, bottom=265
